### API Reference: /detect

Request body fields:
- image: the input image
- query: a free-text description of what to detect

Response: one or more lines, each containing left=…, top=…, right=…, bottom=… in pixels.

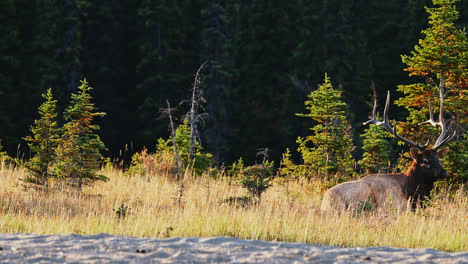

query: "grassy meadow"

left=0, top=159, right=467, bottom=252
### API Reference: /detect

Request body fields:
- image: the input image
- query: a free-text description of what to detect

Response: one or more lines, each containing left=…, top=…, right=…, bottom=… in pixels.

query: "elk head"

left=410, top=147, right=450, bottom=180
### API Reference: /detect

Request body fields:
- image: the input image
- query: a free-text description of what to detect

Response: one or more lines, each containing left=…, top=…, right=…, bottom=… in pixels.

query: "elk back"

left=320, top=175, right=409, bottom=213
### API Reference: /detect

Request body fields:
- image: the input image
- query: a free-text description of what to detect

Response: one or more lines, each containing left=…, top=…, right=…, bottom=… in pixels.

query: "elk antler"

left=363, top=91, right=428, bottom=150
left=418, top=76, right=456, bottom=150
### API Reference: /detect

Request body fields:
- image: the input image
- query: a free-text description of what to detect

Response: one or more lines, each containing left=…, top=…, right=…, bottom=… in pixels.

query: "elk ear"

left=437, top=147, right=450, bottom=158
left=410, top=148, right=421, bottom=161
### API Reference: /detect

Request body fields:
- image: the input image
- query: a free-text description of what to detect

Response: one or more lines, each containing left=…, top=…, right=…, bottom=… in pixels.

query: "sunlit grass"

left=0, top=160, right=467, bottom=252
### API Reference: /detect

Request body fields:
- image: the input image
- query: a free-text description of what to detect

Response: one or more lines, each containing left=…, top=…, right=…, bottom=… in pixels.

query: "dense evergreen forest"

left=1, top=0, right=468, bottom=165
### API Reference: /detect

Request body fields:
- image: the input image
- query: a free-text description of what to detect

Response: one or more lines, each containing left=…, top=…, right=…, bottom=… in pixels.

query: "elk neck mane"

left=403, top=160, right=419, bottom=179
left=401, top=159, right=433, bottom=199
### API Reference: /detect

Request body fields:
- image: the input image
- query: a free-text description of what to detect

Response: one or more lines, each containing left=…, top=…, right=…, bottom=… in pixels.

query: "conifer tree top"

left=64, top=79, right=106, bottom=122
left=402, top=0, right=467, bottom=77
left=298, top=74, right=348, bottom=124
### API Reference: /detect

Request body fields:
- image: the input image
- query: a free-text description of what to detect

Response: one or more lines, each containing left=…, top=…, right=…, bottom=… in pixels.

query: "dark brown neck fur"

left=403, top=161, right=434, bottom=203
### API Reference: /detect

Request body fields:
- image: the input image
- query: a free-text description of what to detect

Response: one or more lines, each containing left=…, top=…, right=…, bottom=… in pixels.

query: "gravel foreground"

left=0, top=233, right=467, bottom=263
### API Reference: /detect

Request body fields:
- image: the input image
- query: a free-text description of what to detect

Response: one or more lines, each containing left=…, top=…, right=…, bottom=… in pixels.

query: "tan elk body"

left=321, top=91, right=455, bottom=212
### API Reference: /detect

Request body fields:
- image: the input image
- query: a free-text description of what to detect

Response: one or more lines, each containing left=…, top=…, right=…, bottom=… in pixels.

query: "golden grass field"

left=0, top=159, right=467, bottom=252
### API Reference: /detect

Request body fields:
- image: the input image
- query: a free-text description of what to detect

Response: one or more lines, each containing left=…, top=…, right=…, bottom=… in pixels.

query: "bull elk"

left=321, top=91, right=456, bottom=212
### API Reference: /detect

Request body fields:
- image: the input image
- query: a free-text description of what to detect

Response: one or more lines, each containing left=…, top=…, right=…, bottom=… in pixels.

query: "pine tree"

left=396, top=0, right=468, bottom=183
left=358, top=117, right=393, bottom=174
left=296, top=74, right=355, bottom=180
left=23, top=89, right=60, bottom=189
left=53, top=79, right=107, bottom=190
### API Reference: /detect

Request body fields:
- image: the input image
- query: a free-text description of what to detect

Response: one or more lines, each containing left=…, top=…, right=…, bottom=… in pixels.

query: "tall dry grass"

left=0, top=160, right=467, bottom=252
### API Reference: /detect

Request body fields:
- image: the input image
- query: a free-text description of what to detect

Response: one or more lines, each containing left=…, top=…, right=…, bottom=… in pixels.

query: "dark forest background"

left=1, top=0, right=468, bottom=166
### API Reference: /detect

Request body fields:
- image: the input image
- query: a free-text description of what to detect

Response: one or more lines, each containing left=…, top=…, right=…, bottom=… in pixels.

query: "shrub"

left=238, top=162, right=274, bottom=201
left=354, top=196, right=376, bottom=216
left=113, top=201, right=131, bottom=220
left=126, top=152, right=148, bottom=177
left=126, top=145, right=177, bottom=178
left=222, top=195, right=254, bottom=207
left=443, top=135, right=468, bottom=186
left=156, top=121, right=212, bottom=176
left=278, top=148, right=315, bottom=180
left=227, top=157, right=244, bottom=178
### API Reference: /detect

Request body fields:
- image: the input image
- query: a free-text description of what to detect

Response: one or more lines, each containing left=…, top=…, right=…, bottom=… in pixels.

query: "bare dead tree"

left=186, top=61, right=208, bottom=166
left=256, top=147, right=270, bottom=166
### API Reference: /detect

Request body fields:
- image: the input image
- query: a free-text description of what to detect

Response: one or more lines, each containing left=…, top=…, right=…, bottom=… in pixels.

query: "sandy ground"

left=0, top=233, right=467, bottom=263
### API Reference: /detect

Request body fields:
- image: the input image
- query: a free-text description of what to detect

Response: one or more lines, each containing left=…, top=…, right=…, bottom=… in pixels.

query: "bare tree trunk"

left=188, top=62, right=207, bottom=165
left=166, top=100, right=182, bottom=182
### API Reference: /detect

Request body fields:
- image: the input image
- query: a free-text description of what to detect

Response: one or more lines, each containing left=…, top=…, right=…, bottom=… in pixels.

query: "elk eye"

left=422, top=159, right=430, bottom=167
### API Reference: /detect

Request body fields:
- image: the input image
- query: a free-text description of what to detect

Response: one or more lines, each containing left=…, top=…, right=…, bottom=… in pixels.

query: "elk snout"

left=439, top=169, right=448, bottom=179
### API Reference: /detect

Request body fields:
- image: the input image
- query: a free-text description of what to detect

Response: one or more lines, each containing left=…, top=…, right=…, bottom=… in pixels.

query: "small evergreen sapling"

left=53, top=80, right=107, bottom=190
left=238, top=149, right=275, bottom=202
left=227, top=157, right=244, bottom=178
left=23, top=88, right=60, bottom=189
left=358, top=118, right=393, bottom=174
left=238, top=162, right=274, bottom=202
left=296, top=74, right=355, bottom=180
